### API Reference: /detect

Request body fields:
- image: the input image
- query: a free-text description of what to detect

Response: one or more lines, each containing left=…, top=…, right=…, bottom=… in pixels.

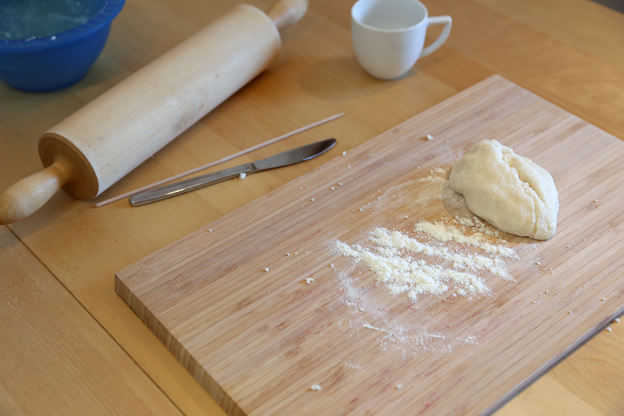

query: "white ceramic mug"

left=351, top=0, right=452, bottom=80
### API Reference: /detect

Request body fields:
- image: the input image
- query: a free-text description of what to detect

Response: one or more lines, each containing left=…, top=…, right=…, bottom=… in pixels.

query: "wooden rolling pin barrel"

left=0, top=0, right=308, bottom=225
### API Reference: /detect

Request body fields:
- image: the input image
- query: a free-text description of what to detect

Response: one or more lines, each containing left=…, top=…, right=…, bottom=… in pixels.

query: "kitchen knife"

left=129, top=138, right=337, bottom=206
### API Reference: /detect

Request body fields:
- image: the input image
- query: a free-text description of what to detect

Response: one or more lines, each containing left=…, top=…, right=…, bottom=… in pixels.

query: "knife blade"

left=129, top=138, right=337, bottom=206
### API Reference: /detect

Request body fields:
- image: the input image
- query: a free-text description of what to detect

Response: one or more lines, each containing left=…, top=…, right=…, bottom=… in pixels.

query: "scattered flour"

left=335, top=239, right=488, bottom=300
left=334, top=226, right=512, bottom=301
left=361, top=322, right=446, bottom=350
left=455, top=215, right=505, bottom=239
left=327, top=166, right=520, bottom=355
left=414, top=221, right=516, bottom=258
left=333, top=219, right=516, bottom=302
left=370, top=228, right=512, bottom=280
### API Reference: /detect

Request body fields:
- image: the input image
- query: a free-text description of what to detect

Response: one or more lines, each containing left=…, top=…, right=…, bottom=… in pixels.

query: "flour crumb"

left=396, top=384, right=403, bottom=389
left=616, top=318, right=621, bottom=323
left=606, top=327, right=612, bottom=332
left=238, top=172, right=246, bottom=179
left=363, top=323, right=385, bottom=332
left=310, top=384, right=322, bottom=391
left=426, top=134, right=434, bottom=141
left=264, top=268, right=269, bottom=272
left=343, top=151, right=347, bottom=156
left=455, top=216, right=475, bottom=227
left=306, top=277, right=314, bottom=284
left=461, top=336, right=478, bottom=345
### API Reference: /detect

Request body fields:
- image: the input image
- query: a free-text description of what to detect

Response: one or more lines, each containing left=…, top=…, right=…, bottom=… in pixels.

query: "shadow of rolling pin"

left=0, top=0, right=308, bottom=225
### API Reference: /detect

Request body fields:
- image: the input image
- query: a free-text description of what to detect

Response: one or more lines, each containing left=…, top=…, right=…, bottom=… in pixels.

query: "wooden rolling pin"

left=0, top=0, right=308, bottom=225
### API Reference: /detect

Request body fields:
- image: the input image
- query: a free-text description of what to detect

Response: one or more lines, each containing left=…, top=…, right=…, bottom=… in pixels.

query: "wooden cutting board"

left=116, top=75, right=624, bottom=416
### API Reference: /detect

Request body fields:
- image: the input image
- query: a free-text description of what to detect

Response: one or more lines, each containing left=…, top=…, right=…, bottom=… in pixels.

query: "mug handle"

left=420, top=16, right=452, bottom=58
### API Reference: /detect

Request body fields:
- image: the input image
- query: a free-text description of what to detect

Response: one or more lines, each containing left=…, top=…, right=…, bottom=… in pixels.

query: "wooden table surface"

left=1, top=0, right=623, bottom=415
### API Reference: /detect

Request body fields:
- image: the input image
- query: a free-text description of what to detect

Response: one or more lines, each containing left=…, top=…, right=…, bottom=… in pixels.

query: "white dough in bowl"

left=449, top=140, right=559, bottom=240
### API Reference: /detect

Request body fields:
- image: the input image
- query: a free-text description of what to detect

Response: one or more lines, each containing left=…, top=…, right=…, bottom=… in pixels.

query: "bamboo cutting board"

left=116, top=75, right=624, bottom=416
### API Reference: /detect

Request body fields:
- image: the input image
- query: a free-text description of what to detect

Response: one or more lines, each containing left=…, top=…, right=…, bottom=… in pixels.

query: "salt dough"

left=449, top=140, right=559, bottom=240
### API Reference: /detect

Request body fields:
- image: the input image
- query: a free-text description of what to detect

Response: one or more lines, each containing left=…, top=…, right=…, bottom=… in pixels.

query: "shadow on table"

left=591, top=0, right=624, bottom=13
left=298, top=56, right=417, bottom=101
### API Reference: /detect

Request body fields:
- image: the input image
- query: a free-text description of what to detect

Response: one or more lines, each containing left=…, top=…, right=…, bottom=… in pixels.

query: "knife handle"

left=129, top=163, right=252, bottom=206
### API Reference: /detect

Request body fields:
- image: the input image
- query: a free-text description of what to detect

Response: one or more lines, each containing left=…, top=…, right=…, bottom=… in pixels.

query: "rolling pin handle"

left=267, top=0, right=308, bottom=30
left=0, top=159, right=72, bottom=225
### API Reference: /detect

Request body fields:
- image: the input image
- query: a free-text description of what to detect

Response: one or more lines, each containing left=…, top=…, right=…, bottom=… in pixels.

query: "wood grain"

left=0, top=226, right=182, bottom=416
left=116, top=75, right=624, bottom=415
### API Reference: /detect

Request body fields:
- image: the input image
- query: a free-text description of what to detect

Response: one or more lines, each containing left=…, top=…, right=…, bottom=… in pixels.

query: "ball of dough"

left=449, top=140, right=559, bottom=240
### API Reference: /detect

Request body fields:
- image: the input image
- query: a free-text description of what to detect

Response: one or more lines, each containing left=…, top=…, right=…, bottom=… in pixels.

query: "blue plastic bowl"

left=0, top=0, right=125, bottom=92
